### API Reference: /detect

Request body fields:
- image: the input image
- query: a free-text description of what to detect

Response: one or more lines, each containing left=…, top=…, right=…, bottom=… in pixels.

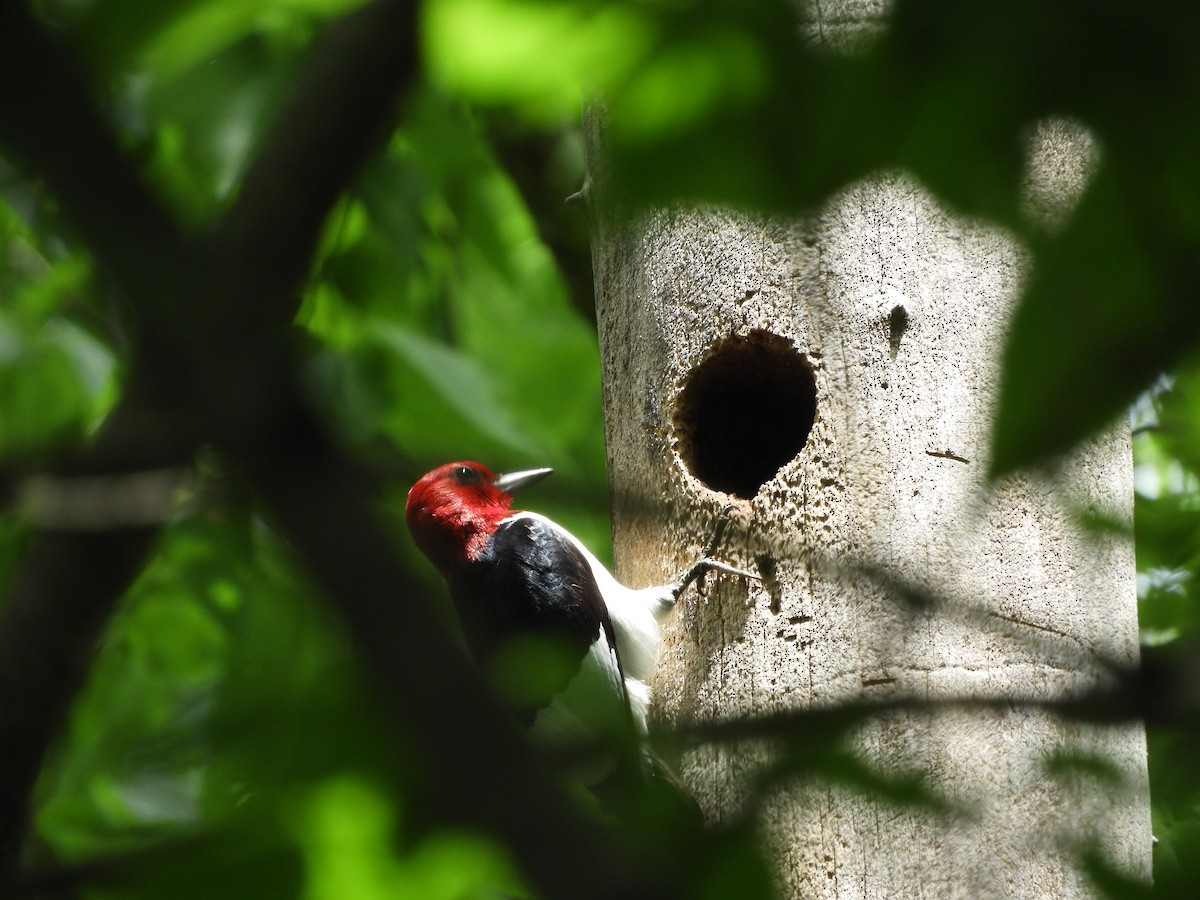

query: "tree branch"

left=214, top=0, right=422, bottom=334
left=667, top=682, right=1149, bottom=753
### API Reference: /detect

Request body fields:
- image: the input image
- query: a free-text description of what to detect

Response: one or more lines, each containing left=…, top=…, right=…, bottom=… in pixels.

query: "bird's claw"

left=697, top=558, right=760, bottom=581
left=700, top=503, right=734, bottom=558
left=671, top=505, right=758, bottom=600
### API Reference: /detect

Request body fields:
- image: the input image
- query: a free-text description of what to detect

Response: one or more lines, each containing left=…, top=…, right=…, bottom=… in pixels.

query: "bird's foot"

left=671, top=505, right=759, bottom=600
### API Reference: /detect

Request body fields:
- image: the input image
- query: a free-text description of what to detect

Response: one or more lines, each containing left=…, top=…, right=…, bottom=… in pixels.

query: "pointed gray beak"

left=493, top=467, right=553, bottom=495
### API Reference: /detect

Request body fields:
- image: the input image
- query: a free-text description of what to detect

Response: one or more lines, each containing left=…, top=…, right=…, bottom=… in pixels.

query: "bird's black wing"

left=449, top=513, right=628, bottom=724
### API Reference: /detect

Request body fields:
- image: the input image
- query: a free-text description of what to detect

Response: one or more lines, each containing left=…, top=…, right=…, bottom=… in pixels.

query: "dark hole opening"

left=673, top=330, right=816, bottom=499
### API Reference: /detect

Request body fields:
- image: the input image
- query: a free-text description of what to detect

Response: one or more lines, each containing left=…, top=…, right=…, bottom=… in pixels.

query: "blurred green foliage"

left=1131, top=369, right=1200, bottom=897
left=6, top=0, right=607, bottom=894
left=3, top=0, right=1200, bottom=896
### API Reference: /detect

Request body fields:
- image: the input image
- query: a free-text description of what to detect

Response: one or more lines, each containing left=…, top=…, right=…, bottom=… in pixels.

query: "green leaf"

left=294, top=776, right=522, bottom=900
left=991, top=166, right=1200, bottom=475
left=0, top=313, right=116, bottom=458
left=424, top=0, right=656, bottom=123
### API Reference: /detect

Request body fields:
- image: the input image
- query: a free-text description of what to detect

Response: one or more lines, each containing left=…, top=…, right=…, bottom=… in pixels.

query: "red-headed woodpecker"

left=405, top=461, right=753, bottom=783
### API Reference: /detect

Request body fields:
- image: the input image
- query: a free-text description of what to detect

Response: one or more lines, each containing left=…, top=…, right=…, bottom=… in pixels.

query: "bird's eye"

left=452, top=465, right=480, bottom=485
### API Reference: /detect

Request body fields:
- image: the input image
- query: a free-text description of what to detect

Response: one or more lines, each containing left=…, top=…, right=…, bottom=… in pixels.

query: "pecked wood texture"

left=586, top=121, right=1151, bottom=898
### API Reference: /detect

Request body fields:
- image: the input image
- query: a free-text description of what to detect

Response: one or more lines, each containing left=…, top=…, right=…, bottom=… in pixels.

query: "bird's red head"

left=405, top=461, right=552, bottom=577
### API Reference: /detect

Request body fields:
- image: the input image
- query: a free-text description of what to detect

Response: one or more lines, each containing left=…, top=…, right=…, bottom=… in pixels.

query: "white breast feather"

left=515, top=512, right=676, bottom=730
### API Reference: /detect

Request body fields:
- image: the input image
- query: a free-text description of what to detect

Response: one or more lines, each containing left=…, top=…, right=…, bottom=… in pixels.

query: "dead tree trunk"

left=586, top=119, right=1152, bottom=898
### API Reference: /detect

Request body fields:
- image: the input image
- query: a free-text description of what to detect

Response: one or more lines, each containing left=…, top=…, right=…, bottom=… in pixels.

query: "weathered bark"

left=586, top=97, right=1151, bottom=900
